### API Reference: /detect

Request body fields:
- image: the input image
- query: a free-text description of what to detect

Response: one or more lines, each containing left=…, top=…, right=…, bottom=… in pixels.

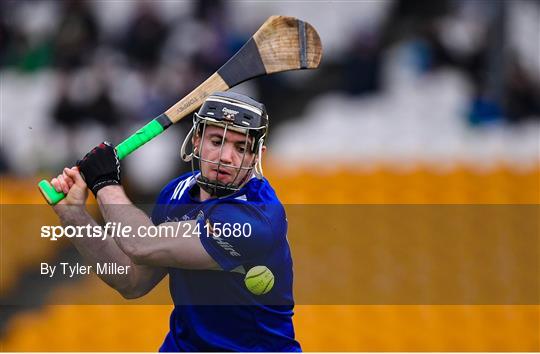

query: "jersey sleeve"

left=198, top=201, right=277, bottom=271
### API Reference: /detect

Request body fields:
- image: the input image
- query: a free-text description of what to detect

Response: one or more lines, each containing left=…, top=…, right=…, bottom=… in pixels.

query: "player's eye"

left=211, top=139, right=222, bottom=147
left=236, top=146, right=246, bottom=153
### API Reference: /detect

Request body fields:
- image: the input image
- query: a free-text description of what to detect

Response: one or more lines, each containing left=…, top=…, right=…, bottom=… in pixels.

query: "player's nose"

left=219, top=143, right=234, bottom=164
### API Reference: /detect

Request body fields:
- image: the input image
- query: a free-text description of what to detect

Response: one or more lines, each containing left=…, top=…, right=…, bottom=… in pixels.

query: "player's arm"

left=51, top=167, right=166, bottom=299
left=97, top=186, right=219, bottom=270
left=77, top=142, right=220, bottom=270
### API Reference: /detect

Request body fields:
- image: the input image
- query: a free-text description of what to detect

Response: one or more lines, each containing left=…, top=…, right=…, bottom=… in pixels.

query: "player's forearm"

left=55, top=205, right=152, bottom=298
left=56, top=207, right=129, bottom=266
left=96, top=185, right=161, bottom=263
left=96, top=185, right=204, bottom=268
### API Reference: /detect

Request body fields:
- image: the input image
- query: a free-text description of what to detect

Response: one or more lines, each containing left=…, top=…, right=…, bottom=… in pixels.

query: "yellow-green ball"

left=244, top=266, right=274, bottom=295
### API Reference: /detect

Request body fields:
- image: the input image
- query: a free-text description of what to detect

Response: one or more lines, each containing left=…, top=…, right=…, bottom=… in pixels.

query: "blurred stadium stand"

left=1, top=0, right=539, bottom=351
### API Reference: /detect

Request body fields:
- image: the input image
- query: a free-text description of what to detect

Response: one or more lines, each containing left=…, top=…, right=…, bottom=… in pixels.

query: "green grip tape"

left=39, top=118, right=166, bottom=205
left=38, top=179, right=66, bottom=205
left=116, top=119, right=165, bottom=160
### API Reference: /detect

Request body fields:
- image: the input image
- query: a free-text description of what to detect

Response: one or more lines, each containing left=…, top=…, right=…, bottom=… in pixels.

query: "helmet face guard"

left=180, top=92, right=268, bottom=198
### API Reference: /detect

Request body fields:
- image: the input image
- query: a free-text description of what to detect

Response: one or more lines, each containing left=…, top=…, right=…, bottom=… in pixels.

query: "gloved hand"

left=76, top=142, right=121, bottom=196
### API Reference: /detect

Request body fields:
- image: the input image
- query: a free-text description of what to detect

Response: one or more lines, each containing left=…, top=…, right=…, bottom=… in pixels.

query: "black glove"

left=77, top=142, right=121, bottom=196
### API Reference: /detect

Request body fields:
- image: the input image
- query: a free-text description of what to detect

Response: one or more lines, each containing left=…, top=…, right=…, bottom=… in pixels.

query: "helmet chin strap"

left=196, top=175, right=234, bottom=198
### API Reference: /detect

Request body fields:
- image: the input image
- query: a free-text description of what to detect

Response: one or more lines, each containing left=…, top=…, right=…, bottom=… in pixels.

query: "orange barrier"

left=265, top=165, right=539, bottom=204
left=2, top=304, right=538, bottom=351
left=1, top=305, right=171, bottom=351
left=1, top=178, right=63, bottom=291
left=0, top=177, right=100, bottom=292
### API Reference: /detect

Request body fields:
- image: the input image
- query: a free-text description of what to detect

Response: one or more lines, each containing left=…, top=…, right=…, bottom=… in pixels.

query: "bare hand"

left=51, top=167, right=88, bottom=207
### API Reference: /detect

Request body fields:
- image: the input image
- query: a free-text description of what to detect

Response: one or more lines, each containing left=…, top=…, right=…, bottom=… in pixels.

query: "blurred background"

left=1, top=0, right=539, bottom=351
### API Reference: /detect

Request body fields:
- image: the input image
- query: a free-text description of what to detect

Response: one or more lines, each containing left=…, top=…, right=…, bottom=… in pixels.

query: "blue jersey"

left=152, top=172, right=301, bottom=352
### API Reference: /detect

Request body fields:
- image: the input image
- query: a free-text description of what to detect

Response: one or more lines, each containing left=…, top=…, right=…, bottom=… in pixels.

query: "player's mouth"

left=213, top=168, right=232, bottom=176
left=212, top=168, right=233, bottom=182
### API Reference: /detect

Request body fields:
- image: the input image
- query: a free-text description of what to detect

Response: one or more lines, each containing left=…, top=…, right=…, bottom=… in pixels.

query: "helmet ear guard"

left=181, top=125, right=195, bottom=162
left=179, top=91, right=269, bottom=197
left=253, top=135, right=265, bottom=179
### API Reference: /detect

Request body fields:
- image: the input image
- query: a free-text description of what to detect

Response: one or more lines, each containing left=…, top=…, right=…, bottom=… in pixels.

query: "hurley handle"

left=38, top=117, right=170, bottom=205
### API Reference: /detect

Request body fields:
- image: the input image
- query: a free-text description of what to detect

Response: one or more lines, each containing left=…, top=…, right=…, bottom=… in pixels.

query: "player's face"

left=194, top=125, right=256, bottom=186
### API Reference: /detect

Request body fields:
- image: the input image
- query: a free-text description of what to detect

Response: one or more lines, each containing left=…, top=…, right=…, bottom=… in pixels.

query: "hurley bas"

left=41, top=262, right=131, bottom=278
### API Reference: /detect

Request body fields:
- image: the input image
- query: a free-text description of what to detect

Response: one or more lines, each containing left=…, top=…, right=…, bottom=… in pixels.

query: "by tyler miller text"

left=41, top=262, right=131, bottom=278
